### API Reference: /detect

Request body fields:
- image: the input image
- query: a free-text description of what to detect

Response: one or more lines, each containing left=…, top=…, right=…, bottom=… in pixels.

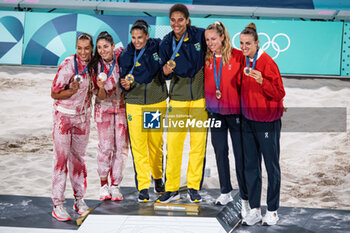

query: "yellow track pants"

left=165, top=98, right=208, bottom=191
left=126, top=100, right=167, bottom=191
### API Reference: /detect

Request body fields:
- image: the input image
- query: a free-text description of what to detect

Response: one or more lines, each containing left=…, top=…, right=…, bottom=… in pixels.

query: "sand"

left=0, top=65, right=349, bottom=210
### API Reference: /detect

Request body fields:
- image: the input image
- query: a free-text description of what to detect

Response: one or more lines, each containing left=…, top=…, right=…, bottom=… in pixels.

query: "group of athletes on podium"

left=50, top=3, right=285, bottom=226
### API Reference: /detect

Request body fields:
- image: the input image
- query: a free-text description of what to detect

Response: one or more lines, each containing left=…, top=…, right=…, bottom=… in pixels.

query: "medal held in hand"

left=97, top=72, right=107, bottom=82
left=167, top=59, right=176, bottom=69
left=243, top=67, right=251, bottom=76
left=213, top=53, right=223, bottom=100
left=167, top=31, right=187, bottom=70
left=74, top=54, right=88, bottom=83
left=245, top=49, right=259, bottom=76
left=126, top=46, right=146, bottom=84
left=98, top=54, right=116, bottom=82
left=74, top=74, right=83, bottom=82
left=125, top=74, right=135, bottom=84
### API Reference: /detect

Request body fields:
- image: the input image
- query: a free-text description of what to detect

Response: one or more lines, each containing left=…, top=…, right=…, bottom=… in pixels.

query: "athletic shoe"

left=138, top=189, right=150, bottom=203
left=99, top=184, right=111, bottom=200
left=242, top=208, right=262, bottom=226
left=215, top=193, right=233, bottom=205
left=154, top=179, right=165, bottom=194
left=188, top=189, right=202, bottom=203
left=73, top=198, right=89, bottom=215
left=157, top=191, right=180, bottom=203
left=110, top=185, right=123, bottom=201
left=52, top=204, right=71, bottom=221
left=262, top=210, right=279, bottom=226
left=241, top=199, right=250, bottom=219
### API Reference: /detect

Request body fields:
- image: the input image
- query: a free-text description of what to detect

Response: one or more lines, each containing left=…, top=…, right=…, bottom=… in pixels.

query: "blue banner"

left=22, top=12, right=156, bottom=66
left=0, top=11, right=24, bottom=65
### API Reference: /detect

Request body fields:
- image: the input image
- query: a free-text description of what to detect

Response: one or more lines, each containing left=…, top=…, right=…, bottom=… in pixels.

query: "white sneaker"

left=241, top=199, right=250, bottom=219
left=110, top=185, right=123, bottom=201
left=99, top=184, right=111, bottom=200
left=73, top=198, right=89, bottom=215
left=52, top=204, right=71, bottom=221
left=242, top=208, right=262, bottom=226
left=215, top=193, right=233, bottom=205
left=262, top=210, right=279, bottom=225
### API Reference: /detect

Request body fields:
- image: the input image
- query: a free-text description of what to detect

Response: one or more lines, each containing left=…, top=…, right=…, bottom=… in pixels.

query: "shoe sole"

left=100, top=195, right=111, bottom=200
left=188, top=194, right=202, bottom=203
left=262, top=220, right=278, bottom=226
left=138, top=198, right=149, bottom=203
left=157, top=193, right=180, bottom=203
left=52, top=210, right=71, bottom=221
left=241, top=218, right=262, bottom=226
left=189, top=199, right=202, bottom=203
left=73, top=204, right=87, bottom=215
left=111, top=196, right=123, bottom=201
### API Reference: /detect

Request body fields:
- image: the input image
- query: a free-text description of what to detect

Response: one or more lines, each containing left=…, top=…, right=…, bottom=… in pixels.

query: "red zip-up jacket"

left=205, top=48, right=244, bottom=115
left=241, top=50, right=285, bottom=122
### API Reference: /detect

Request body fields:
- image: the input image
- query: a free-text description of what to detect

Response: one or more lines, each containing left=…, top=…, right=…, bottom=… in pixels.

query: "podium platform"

left=0, top=187, right=349, bottom=233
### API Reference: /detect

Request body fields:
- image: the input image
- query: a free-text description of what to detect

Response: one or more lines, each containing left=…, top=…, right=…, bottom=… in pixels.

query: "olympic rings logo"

left=232, top=32, right=290, bottom=59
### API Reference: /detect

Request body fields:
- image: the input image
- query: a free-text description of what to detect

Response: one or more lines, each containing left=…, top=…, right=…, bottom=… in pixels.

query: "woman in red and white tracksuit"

left=51, top=33, right=93, bottom=221
left=239, top=23, right=285, bottom=226
left=88, top=31, right=129, bottom=201
left=204, top=21, right=249, bottom=216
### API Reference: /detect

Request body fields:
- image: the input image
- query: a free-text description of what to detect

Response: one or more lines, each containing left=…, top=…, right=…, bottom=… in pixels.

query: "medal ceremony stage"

left=0, top=187, right=349, bottom=233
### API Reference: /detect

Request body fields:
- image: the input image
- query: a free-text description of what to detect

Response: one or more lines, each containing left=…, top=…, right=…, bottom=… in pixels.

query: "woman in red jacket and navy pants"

left=239, top=23, right=285, bottom=226
left=204, top=21, right=249, bottom=217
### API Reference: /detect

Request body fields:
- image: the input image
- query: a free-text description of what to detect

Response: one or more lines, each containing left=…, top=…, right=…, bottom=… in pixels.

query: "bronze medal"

left=125, top=74, right=135, bottom=84
left=167, top=60, right=176, bottom=69
left=244, top=67, right=251, bottom=76
left=216, top=90, right=222, bottom=99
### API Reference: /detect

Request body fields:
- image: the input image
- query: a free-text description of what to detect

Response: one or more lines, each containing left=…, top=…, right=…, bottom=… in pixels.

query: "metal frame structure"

left=0, top=0, right=347, bottom=20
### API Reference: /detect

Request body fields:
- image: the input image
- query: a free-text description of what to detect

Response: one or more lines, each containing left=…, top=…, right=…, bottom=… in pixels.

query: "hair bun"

left=245, top=23, right=256, bottom=31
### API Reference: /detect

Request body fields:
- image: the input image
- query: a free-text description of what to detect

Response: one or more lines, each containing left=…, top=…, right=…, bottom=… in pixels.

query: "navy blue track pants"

left=210, top=112, right=248, bottom=200
left=242, top=116, right=281, bottom=211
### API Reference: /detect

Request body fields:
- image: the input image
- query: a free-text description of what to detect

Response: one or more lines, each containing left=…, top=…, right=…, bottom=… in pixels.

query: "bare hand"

left=163, top=63, right=173, bottom=76
left=71, top=81, right=80, bottom=94
left=120, top=78, right=130, bottom=90
left=97, top=78, right=104, bottom=89
left=249, top=70, right=263, bottom=85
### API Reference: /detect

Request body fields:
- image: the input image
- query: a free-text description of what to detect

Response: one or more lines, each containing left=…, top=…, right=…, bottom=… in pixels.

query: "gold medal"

left=167, top=60, right=176, bottom=69
left=244, top=67, right=251, bottom=76
left=216, top=90, right=221, bottom=99
left=125, top=74, right=135, bottom=84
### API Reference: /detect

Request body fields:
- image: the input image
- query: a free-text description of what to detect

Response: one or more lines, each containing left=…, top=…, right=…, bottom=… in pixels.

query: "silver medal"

left=98, top=72, right=107, bottom=82
left=74, top=74, right=83, bottom=82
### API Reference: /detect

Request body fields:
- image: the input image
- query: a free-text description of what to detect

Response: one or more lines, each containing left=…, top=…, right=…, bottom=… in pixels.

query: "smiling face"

left=76, top=39, right=93, bottom=62
left=170, top=11, right=189, bottom=38
left=97, top=39, right=115, bottom=62
left=205, top=29, right=224, bottom=55
left=131, top=29, right=149, bottom=50
left=240, top=34, right=259, bottom=58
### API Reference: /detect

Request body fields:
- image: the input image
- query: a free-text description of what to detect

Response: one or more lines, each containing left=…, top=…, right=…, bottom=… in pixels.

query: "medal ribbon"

left=74, top=54, right=88, bottom=75
left=170, top=30, right=187, bottom=61
left=245, top=49, right=259, bottom=70
left=213, top=53, right=223, bottom=91
left=100, top=53, right=116, bottom=77
left=129, top=46, right=146, bottom=75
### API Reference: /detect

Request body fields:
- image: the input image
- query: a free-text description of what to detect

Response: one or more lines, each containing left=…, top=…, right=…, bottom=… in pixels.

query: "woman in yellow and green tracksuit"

left=120, top=20, right=168, bottom=202
left=157, top=4, right=208, bottom=203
